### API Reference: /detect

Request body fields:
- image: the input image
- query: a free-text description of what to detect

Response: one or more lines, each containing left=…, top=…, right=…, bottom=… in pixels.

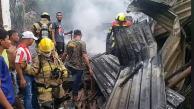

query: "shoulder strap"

left=38, top=55, right=42, bottom=74
left=38, top=21, right=42, bottom=27
left=33, top=22, right=41, bottom=30
left=38, top=55, right=47, bottom=86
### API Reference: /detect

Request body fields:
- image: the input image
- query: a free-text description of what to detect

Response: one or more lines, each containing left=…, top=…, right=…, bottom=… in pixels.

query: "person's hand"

left=88, top=68, right=93, bottom=77
left=54, top=41, right=56, bottom=46
left=67, top=30, right=73, bottom=34
left=64, top=30, right=73, bottom=35
left=20, top=78, right=27, bottom=88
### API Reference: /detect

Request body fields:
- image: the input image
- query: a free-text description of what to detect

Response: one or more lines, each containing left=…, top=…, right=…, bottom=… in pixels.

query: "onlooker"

left=0, top=29, right=15, bottom=109
left=7, top=30, right=24, bottom=109
left=63, top=29, right=93, bottom=103
left=52, top=12, right=71, bottom=56
left=15, top=31, right=39, bottom=109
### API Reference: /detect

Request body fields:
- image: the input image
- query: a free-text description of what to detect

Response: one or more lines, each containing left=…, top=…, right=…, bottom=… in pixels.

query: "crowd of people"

left=0, top=11, right=132, bottom=109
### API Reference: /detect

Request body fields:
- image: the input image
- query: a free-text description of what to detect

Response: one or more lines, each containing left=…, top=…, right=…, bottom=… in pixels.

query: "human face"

left=28, top=38, right=35, bottom=46
left=56, top=13, right=63, bottom=21
left=41, top=51, right=52, bottom=58
left=10, top=32, right=20, bottom=43
left=0, top=35, right=11, bottom=49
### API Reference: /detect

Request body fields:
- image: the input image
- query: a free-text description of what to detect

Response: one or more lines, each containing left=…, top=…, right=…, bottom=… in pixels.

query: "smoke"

left=70, top=0, right=127, bottom=55
left=38, top=0, right=128, bottom=55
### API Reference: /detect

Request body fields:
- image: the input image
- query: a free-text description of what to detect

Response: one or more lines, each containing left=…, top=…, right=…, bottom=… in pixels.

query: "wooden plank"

left=105, top=78, right=124, bottom=109
left=128, top=68, right=143, bottom=109
left=117, top=78, right=133, bottom=109
left=151, top=57, right=166, bottom=109
left=139, top=60, right=151, bottom=109
left=105, top=66, right=134, bottom=109
left=0, top=0, right=3, bottom=28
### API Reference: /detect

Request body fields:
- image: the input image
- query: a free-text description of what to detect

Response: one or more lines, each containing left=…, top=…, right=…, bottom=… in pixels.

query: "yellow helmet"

left=41, top=12, right=50, bottom=20
left=41, top=12, right=49, bottom=16
left=116, top=12, right=126, bottom=22
left=38, top=38, right=54, bottom=52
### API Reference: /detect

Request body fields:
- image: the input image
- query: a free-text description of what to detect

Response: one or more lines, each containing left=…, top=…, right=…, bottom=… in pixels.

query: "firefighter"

left=112, top=12, right=133, bottom=27
left=106, top=12, right=133, bottom=54
left=24, top=38, right=68, bottom=108
left=32, top=12, right=54, bottom=44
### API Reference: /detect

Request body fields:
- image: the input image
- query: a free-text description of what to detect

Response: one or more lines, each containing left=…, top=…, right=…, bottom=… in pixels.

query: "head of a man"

left=21, top=31, right=37, bottom=46
left=8, top=30, right=20, bottom=44
left=0, top=29, right=11, bottom=49
left=73, top=29, right=82, bottom=40
left=56, top=12, right=63, bottom=22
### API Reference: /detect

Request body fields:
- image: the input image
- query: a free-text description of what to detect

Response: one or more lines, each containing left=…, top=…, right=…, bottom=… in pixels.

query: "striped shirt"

left=15, top=44, right=32, bottom=64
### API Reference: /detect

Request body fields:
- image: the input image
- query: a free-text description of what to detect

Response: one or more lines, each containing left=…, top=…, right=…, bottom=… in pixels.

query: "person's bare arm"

left=0, top=80, right=13, bottom=109
left=83, top=53, right=93, bottom=75
left=52, top=29, right=56, bottom=44
left=15, top=63, right=26, bottom=88
left=51, top=23, right=56, bottom=45
left=62, top=53, right=67, bottom=62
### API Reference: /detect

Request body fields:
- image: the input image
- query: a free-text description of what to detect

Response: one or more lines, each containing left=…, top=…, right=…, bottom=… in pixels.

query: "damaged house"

left=91, top=0, right=191, bottom=109
left=0, top=0, right=191, bottom=109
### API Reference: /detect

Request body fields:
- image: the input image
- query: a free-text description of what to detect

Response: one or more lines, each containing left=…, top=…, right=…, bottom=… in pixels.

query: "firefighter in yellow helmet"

left=112, top=12, right=133, bottom=27
left=106, top=12, right=133, bottom=54
left=24, top=38, right=68, bottom=108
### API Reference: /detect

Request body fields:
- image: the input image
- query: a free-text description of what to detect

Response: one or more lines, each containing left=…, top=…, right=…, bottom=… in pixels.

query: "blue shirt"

left=0, top=56, right=15, bottom=108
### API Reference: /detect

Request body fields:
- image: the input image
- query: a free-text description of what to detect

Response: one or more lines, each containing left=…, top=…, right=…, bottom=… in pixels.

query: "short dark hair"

left=56, top=12, right=62, bottom=16
left=0, top=29, right=8, bottom=40
left=8, top=30, right=17, bottom=37
left=73, top=29, right=82, bottom=36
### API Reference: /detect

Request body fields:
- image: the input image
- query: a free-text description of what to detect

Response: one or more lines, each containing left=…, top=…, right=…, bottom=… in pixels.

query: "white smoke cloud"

left=38, top=0, right=129, bottom=55
left=69, top=0, right=127, bottom=55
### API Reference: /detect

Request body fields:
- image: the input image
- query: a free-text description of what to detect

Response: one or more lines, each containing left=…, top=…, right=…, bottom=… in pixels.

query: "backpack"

left=33, top=20, right=52, bottom=42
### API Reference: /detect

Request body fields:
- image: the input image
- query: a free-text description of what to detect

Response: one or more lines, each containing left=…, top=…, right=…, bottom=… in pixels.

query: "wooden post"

left=0, top=0, right=3, bottom=28
left=168, top=66, right=191, bottom=88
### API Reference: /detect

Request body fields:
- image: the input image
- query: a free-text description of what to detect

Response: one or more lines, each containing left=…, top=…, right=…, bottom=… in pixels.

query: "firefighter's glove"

left=51, top=68, right=61, bottom=79
left=62, top=69, right=68, bottom=78
left=38, top=87, right=52, bottom=93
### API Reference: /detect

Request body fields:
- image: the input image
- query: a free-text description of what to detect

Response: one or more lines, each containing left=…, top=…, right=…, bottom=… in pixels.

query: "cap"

left=22, top=31, right=38, bottom=40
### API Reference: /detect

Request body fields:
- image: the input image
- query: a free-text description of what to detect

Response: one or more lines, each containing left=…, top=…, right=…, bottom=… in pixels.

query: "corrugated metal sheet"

left=106, top=20, right=157, bottom=66
left=105, top=57, right=166, bottom=109
left=150, top=0, right=177, bottom=6
left=91, top=54, right=120, bottom=99
left=127, top=0, right=177, bottom=32
left=94, top=21, right=167, bottom=108
left=127, top=0, right=191, bottom=32
left=171, top=0, right=191, bottom=23
left=127, top=1, right=186, bottom=89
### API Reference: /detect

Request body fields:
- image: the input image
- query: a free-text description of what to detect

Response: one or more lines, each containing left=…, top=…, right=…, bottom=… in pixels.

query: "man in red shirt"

left=15, top=31, right=39, bottom=109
